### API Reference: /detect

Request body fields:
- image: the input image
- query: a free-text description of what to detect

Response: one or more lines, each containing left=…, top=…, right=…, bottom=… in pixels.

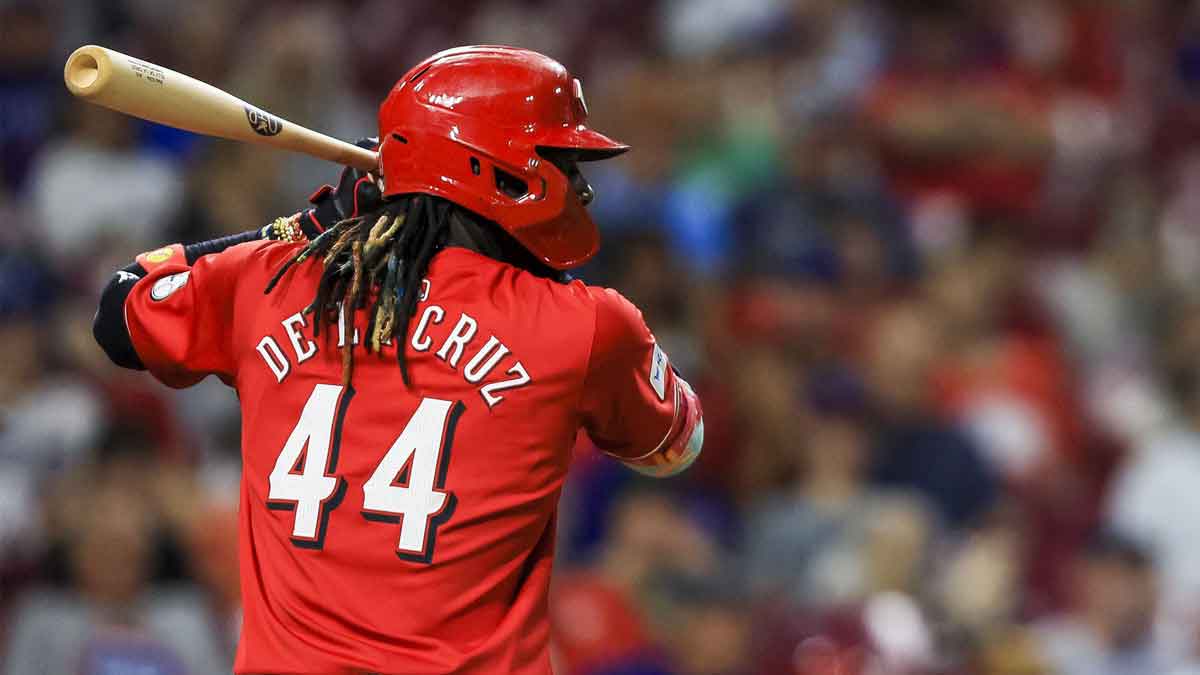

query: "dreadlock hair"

left=263, top=194, right=454, bottom=388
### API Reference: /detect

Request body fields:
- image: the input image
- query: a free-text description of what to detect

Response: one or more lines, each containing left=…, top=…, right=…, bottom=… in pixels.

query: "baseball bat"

left=63, top=45, right=377, bottom=171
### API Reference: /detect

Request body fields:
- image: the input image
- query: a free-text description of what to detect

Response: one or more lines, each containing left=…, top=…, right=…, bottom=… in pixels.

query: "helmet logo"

left=428, top=93, right=465, bottom=109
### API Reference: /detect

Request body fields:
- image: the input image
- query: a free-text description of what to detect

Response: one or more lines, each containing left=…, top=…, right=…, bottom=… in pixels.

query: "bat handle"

left=340, top=147, right=380, bottom=173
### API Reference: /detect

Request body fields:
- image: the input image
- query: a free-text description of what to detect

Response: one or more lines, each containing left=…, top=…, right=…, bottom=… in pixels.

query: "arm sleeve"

left=94, top=228, right=266, bottom=380
left=579, top=288, right=703, bottom=477
left=94, top=266, right=147, bottom=370
left=119, top=243, right=245, bottom=388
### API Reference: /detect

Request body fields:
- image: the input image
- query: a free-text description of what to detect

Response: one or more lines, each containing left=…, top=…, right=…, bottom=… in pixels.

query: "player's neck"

left=444, top=209, right=568, bottom=282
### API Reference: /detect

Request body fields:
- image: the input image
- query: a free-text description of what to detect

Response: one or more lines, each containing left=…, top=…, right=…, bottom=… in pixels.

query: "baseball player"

left=92, top=46, right=703, bottom=675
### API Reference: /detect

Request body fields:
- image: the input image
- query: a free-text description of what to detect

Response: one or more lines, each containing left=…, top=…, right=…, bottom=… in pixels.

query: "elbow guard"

left=624, top=377, right=703, bottom=478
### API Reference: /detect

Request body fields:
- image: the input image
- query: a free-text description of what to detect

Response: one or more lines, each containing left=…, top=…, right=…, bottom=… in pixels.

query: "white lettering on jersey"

left=479, top=362, right=531, bottom=408
left=436, top=313, right=478, bottom=368
left=256, top=336, right=290, bottom=382
left=463, top=336, right=510, bottom=384
left=282, top=312, right=318, bottom=364
left=336, top=305, right=360, bottom=347
left=411, top=305, right=445, bottom=352
left=254, top=302, right=533, bottom=408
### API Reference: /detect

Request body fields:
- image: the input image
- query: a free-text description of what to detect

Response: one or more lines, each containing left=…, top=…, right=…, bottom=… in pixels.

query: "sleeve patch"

left=649, top=343, right=669, bottom=401
left=150, top=271, right=190, bottom=301
left=142, top=246, right=176, bottom=264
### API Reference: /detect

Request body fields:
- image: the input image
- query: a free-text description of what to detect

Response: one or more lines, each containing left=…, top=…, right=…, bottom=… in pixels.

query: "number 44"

left=267, top=384, right=464, bottom=563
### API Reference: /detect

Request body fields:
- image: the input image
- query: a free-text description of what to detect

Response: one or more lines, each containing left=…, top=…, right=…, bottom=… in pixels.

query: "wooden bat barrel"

left=64, top=45, right=377, bottom=171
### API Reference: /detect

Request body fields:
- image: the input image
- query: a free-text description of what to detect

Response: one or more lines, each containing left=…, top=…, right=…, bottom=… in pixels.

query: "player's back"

left=230, top=242, right=595, bottom=675
left=115, top=233, right=694, bottom=674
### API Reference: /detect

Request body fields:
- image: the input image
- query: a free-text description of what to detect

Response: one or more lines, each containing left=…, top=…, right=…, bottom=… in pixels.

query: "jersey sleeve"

left=579, top=288, right=702, bottom=476
left=122, top=243, right=246, bottom=388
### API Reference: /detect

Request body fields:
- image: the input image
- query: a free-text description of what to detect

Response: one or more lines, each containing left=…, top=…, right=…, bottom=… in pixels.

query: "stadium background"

left=4, top=0, right=1200, bottom=673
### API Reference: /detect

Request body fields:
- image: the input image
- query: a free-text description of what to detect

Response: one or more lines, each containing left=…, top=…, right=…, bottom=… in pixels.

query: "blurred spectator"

left=0, top=299, right=102, bottom=556
left=865, top=3, right=1052, bottom=223
left=933, top=504, right=1055, bottom=674
left=28, top=107, right=183, bottom=263
left=0, top=3, right=59, bottom=194
left=777, top=0, right=886, bottom=125
left=1033, top=532, right=1166, bottom=675
left=1160, top=152, right=1200, bottom=295
left=927, top=240, right=1082, bottom=481
left=552, top=488, right=722, bottom=675
left=223, top=5, right=374, bottom=200
left=1107, top=411, right=1200, bottom=657
left=1107, top=298, right=1200, bottom=658
left=745, top=371, right=932, bottom=610
left=720, top=345, right=805, bottom=498
left=655, top=575, right=750, bottom=675
left=866, top=302, right=997, bottom=529
left=4, top=462, right=229, bottom=674
left=599, top=232, right=701, bottom=377
left=170, top=144, right=286, bottom=242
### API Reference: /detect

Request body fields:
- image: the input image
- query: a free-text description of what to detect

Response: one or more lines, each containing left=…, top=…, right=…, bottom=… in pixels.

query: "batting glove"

left=301, top=137, right=383, bottom=236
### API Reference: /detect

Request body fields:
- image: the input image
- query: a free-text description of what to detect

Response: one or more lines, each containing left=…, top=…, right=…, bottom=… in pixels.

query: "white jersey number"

left=266, top=384, right=349, bottom=547
left=267, top=384, right=462, bottom=562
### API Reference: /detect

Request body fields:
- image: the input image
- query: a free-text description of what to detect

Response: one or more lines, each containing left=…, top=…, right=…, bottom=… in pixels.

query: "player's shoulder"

left=575, top=283, right=653, bottom=365
left=199, top=238, right=305, bottom=282
left=432, top=247, right=649, bottom=344
left=435, top=247, right=600, bottom=311
left=507, top=276, right=651, bottom=374
left=229, top=238, right=304, bottom=266
left=516, top=271, right=618, bottom=308
left=579, top=284, right=644, bottom=332
left=510, top=269, right=645, bottom=333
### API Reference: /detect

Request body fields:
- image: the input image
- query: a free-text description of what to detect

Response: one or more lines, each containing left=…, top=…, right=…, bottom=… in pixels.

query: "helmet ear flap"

left=511, top=186, right=599, bottom=269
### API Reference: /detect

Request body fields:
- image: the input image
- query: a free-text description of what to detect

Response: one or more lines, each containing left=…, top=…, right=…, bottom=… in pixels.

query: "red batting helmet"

left=377, top=46, right=630, bottom=270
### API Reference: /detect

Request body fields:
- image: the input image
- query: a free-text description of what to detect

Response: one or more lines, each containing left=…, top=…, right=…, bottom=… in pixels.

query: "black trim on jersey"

left=293, top=479, right=348, bottom=550
left=361, top=453, right=413, bottom=525
left=327, top=386, right=354, bottom=470
left=435, top=401, right=465, bottom=488
left=362, top=511, right=401, bottom=524
left=359, top=454, right=417, bottom=525
left=395, top=495, right=457, bottom=565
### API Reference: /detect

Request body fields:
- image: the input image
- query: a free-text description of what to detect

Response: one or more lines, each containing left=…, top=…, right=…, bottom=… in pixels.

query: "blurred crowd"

left=5, top=0, right=1200, bottom=673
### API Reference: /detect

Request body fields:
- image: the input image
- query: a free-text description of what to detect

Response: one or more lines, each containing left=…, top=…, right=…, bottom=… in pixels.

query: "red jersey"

left=122, top=241, right=683, bottom=675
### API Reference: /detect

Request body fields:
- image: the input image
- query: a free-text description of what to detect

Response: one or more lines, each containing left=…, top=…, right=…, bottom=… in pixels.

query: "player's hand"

left=301, top=137, right=383, bottom=237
